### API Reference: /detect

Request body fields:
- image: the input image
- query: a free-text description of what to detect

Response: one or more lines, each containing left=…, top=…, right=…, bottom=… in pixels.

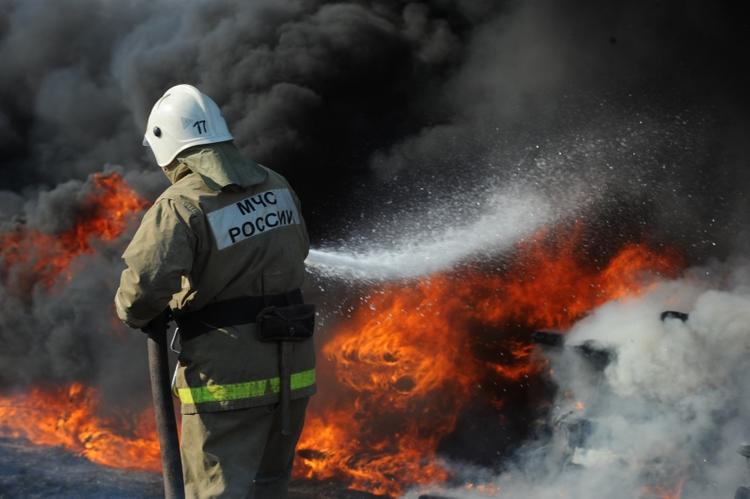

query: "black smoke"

left=0, top=0, right=747, bottom=411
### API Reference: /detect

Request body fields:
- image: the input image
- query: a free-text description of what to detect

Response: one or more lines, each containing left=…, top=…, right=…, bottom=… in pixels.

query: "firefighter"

left=114, top=84, right=315, bottom=499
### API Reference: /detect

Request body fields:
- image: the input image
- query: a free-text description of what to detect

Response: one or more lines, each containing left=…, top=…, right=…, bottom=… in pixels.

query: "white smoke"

left=406, top=262, right=750, bottom=498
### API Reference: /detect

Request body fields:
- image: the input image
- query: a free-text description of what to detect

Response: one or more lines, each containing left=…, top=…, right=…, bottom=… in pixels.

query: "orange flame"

left=0, top=172, right=148, bottom=290
left=0, top=172, right=157, bottom=471
left=0, top=383, right=160, bottom=472
left=295, top=229, right=682, bottom=496
left=473, top=231, right=682, bottom=329
left=0, top=176, right=684, bottom=498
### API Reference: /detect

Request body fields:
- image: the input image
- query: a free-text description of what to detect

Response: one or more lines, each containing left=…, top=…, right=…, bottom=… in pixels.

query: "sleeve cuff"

left=114, top=292, right=151, bottom=329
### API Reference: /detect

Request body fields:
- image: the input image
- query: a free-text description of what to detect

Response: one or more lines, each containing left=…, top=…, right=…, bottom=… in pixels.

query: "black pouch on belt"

left=256, top=302, right=315, bottom=437
left=256, top=304, right=315, bottom=342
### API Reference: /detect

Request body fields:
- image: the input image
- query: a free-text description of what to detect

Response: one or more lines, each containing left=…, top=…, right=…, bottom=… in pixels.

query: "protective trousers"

left=181, top=397, right=308, bottom=499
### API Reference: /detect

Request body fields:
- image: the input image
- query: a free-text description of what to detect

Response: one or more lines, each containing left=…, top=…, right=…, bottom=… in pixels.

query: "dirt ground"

left=0, top=437, right=380, bottom=499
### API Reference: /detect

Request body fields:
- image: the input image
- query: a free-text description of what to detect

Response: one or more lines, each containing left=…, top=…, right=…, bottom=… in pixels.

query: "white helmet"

left=143, top=84, right=233, bottom=167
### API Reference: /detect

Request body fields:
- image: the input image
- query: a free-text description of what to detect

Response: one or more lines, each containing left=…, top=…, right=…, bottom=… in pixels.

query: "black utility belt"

left=175, top=289, right=315, bottom=342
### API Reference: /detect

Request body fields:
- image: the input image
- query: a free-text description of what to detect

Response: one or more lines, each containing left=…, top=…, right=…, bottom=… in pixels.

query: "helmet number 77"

left=193, top=120, right=207, bottom=134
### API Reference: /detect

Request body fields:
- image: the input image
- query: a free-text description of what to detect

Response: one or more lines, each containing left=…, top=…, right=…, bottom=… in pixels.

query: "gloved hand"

left=140, top=308, right=172, bottom=336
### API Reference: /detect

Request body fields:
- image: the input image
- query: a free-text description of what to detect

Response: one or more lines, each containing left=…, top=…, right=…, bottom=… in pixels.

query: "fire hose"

left=143, top=309, right=185, bottom=499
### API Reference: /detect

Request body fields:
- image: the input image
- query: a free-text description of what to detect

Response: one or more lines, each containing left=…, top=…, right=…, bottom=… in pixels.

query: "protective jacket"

left=115, top=142, right=315, bottom=414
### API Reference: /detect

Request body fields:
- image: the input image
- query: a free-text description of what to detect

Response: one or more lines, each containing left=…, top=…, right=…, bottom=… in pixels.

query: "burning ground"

left=296, top=231, right=683, bottom=496
left=0, top=171, right=706, bottom=497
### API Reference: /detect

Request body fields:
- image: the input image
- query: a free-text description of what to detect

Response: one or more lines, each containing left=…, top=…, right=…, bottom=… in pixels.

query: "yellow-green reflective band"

left=177, top=369, right=316, bottom=405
